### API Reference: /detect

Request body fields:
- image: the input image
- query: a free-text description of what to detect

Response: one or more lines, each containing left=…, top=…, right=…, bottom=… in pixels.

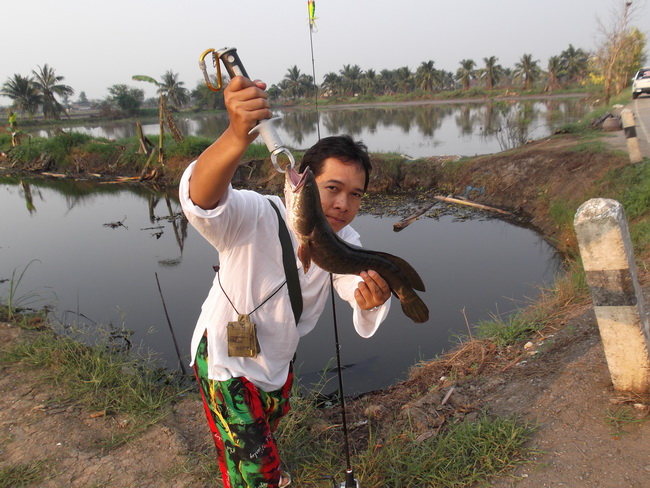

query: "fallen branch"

left=393, top=203, right=435, bottom=232
left=433, top=195, right=512, bottom=216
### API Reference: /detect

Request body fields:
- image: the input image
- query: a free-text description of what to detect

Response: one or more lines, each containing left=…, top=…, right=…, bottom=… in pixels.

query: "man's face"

left=314, top=157, right=366, bottom=233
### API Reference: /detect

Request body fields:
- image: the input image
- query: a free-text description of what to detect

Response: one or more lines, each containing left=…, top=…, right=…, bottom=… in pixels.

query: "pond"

left=0, top=177, right=562, bottom=395
left=33, top=97, right=591, bottom=158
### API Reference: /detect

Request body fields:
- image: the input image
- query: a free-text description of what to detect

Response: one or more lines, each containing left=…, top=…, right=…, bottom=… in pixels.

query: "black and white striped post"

left=574, top=198, right=650, bottom=393
left=621, top=108, right=643, bottom=164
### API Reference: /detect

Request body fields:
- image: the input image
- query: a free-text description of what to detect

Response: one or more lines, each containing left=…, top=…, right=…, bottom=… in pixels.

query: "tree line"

left=2, top=4, right=647, bottom=121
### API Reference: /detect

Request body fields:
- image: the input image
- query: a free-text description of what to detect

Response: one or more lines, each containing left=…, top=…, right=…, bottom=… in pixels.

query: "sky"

left=2, top=0, right=649, bottom=104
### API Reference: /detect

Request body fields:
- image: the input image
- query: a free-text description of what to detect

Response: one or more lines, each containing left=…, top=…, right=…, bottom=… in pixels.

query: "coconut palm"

left=545, top=56, right=564, bottom=93
left=481, top=56, right=503, bottom=90
left=514, top=54, right=541, bottom=90
left=339, top=64, right=363, bottom=96
left=560, top=44, right=589, bottom=85
left=280, top=66, right=313, bottom=98
left=321, top=72, right=343, bottom=97
left=31, top=64, right=74, bottom=119
left=456, top=59, right=476, bottom=90
left=159, top=70, right=189, bottom=109
left=1, top=74, right=42, bottom=118
left=360, top=68, right=379, bottom=96
left=415, top=60, right=438, bottom=92
left=394, top=67, right=413, bottom=94
left=378, top=69, right=397, bottom=95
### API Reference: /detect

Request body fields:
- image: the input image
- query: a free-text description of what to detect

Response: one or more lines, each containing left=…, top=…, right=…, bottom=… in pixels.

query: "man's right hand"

left=189, top=76, right=272, bottom=210
left=224, top=76, right=272, bottom=144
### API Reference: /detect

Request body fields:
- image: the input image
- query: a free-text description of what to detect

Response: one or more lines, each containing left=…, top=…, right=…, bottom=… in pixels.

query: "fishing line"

left=309, top=4, right=357, bottom=485
left=308, top=0, right=321, bottom=139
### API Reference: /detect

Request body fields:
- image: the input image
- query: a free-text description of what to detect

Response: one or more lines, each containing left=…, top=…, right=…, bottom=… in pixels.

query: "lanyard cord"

left=216, top=266, right=286, bottom=317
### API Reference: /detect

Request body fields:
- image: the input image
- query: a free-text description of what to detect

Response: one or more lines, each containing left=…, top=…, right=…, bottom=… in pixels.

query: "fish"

left=284, top=166, right=429, bottom=323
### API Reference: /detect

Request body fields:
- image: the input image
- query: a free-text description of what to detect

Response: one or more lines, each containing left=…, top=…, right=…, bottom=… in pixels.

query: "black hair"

left=299, top=135, right=372, bottom=191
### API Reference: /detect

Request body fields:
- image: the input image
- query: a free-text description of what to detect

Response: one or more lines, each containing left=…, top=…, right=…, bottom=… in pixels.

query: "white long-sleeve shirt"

left=179, top=162, right=391, bottom=391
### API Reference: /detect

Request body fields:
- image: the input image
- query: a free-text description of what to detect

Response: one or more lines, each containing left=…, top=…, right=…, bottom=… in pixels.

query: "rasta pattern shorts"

left=193, top=335, right=293, bottom=488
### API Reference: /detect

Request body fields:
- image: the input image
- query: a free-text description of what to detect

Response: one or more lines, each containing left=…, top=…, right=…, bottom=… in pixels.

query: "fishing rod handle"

left=339, top=479, right=360, bottom=488
left=217, top=46, right=295, bottom=172
left=217, top=47, right=250, bottom=80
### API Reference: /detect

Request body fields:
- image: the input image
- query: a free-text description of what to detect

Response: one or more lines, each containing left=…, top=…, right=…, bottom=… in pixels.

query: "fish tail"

left=400, top=295, right=429, bottom=323
left=298, top=244, right=311, bottom=273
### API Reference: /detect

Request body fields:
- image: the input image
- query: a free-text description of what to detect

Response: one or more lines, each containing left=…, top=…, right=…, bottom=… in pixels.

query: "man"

left=179, top=76, right=391, bottom=488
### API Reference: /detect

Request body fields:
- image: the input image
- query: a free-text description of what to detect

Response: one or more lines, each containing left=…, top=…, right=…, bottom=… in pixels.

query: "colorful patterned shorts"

left=193, top=335, right=293, bottom=488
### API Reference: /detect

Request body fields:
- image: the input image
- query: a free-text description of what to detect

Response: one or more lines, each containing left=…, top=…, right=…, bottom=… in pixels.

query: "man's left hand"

left=354, top=270, right=391, bottom=310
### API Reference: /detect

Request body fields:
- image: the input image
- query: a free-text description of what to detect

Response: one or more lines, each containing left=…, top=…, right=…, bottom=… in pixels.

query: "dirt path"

left=2, top=124, right=650, bottom=487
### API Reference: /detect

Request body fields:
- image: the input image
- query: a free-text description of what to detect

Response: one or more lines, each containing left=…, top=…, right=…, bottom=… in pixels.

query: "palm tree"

left=321, top=72, right=343, bottom=97
left=360, top=69, right=379, bottom=96
left=159, top=70, right=189, bottom=109
left=280, top=66, right=313, bottom=98
left=415, top=60, right=438, bottom=92
left=378, top=69, right=397, bottom=95
left=339, top=64, right=363, bottom=96
left=1, top=74, right=42, bottom=118
left=394, top=66, right=413, bottom=94
left=31, top=64, right=74, bottom=119
left=514, top=54, right=541, bottom=90
left=545, top=56, right=564, bottom=93
left=481, top=56, right=503, bottom=90
left=560, top=44, right=589, bottom=85
left=456, top=59, right=476, bottom=90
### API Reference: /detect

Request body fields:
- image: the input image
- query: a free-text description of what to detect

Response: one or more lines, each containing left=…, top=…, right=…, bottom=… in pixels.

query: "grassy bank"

left=2, top=91, right=649, bottom=486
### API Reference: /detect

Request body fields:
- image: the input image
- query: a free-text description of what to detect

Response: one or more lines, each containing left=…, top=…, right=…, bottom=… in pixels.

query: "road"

left=605, top=95, right=650, bottom=159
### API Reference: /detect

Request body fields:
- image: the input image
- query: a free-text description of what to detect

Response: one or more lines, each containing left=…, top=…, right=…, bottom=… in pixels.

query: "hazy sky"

left=2, top=0, right=649, bottom=104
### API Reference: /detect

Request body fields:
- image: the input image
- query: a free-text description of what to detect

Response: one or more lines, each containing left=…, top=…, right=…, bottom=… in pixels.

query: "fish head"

left=284, top=166, right=322, bottom=239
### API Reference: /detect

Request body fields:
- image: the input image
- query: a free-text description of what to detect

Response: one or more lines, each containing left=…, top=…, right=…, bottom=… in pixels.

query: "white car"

left=632, top=67, right=650, bottom=99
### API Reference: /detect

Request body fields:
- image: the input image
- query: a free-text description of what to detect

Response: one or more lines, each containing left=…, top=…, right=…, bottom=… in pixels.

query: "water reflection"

left=34, top=98, right=589, bottom=157
left=0, top=177, right=562, bottom=394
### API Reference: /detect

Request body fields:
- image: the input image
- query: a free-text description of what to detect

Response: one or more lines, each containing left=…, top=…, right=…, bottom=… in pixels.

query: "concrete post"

left=621, top=108, right=643, bottom=164
left=574, top=198, right=650, bottom=393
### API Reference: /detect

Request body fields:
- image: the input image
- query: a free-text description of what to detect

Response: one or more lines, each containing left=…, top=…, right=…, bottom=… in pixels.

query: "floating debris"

left=103, top=216, right=128, bottom=229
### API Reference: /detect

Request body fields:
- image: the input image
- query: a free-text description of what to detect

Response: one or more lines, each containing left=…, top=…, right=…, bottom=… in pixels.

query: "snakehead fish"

left=284, top=166, right=429, bottom=323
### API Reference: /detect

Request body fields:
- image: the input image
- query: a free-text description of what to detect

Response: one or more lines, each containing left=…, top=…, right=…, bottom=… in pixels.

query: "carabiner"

left=198, top=48, right=223, bottom=93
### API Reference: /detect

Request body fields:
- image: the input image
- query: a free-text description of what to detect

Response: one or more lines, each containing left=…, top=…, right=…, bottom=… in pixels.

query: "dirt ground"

left=2, top=128, right=650, bottom=487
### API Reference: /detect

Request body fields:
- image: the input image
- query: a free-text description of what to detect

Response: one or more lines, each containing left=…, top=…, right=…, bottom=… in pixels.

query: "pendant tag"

left=227, top=314, right=260, bottom=358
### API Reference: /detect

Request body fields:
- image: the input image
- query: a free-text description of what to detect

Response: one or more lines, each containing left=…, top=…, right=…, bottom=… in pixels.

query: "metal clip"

left=198, top=49, right=223, bottom=93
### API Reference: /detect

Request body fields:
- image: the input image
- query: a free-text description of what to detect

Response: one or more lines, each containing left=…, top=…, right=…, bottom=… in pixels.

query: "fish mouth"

left=287, top=166, right=311, bottom=192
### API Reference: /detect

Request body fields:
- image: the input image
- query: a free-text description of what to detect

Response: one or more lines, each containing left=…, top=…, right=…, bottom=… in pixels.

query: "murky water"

left=0, top=177, right=562, bottom=394
left=33, top=97, right=590, bottom=158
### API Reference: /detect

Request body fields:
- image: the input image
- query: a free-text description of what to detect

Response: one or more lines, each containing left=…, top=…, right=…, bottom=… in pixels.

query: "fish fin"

left=401, top=295, right=430, bottom=323
left=298, top=244, right=311, bottom=273
left=373, top=251, right=426, bottom=291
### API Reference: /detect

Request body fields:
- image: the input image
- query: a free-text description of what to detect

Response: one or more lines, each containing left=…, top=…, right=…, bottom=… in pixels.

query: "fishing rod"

left=198, top=47, right=296, bottom=173
left=329, top=274, right=360, bottom=488
left=308, top=5, right=359, bottom=483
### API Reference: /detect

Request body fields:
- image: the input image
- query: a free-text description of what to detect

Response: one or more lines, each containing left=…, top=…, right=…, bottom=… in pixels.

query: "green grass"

left=602, top=160, right=650, bottom=220
left=7, top=132, right=93, bottom=168
left=0, top=323, right=182, bottom=418
left=1, top=260, right=45, bottom=321
left=604, top=406, right=645, bottom=437
left=475, top=310, right=544, bottom=348
left=548, top=199, right=578, bottom=230
left=352, top=415, right=536, bottom=487
left=0, top=461, right=48, bottom=488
